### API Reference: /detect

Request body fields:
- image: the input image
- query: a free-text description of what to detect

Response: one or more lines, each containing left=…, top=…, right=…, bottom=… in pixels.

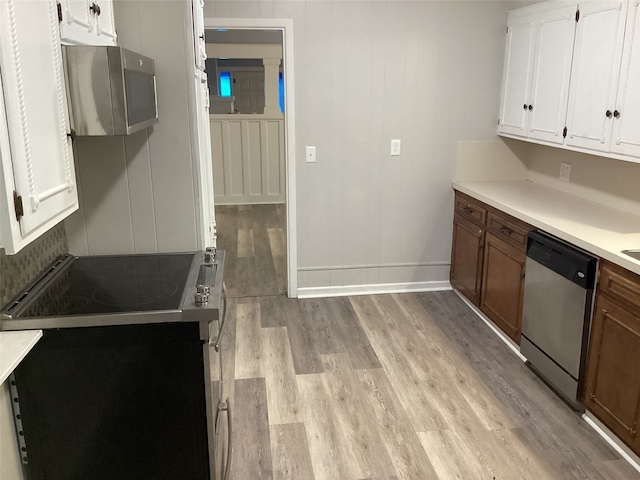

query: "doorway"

left=204, top=19, right=297, bottom=299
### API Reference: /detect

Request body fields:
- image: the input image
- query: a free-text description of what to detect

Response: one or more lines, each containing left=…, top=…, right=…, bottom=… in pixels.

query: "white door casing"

left=611, top=0, right=640, bottom=157
left=203, top=17, right=297, bottom=297
left=565, top=1, right=628, bottom=152
left=0, top=0, right=78, bottom=242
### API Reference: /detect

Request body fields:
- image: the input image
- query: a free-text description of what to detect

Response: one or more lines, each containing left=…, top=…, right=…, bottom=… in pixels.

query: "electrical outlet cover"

left=559, top=162, right=571, bottom=182
left=391, top=139, right=401, bottom=156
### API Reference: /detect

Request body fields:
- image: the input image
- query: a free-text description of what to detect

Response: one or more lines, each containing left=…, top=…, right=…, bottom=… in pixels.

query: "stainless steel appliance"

left=521, top=231, right=597, bottom=410
left=1, top=250, right=231, bottom=480
left=63, top=45, right=159, bottom=135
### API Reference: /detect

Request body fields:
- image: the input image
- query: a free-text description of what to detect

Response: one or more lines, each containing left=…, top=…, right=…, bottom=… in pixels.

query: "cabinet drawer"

left=454, top=192, right=487, bottom=225
left=487, top=211, right=530, bottom=250
left=598, top=261, right=640, bottom=315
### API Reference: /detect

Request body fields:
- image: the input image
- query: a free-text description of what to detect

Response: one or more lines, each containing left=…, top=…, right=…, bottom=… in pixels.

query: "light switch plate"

left=391, top=139, right=401, bottom=156
left=306, top=146, right=316, bottom=163
left=559, top=162, right=571, bottom=182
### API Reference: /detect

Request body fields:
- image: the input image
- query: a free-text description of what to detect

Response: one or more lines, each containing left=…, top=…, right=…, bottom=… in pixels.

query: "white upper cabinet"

left=498, top=11, right=536, bottom=137
left=0, top=0, right=78, bottom=254
left=565, top=1, right=628, bottom=152
left=499, top=0, right=640, bottom=163
left=499, top=2, right=578, bottom=144
left=528, top=4, right=578, bottom=143
left=610, top=1, right=640, bottom=157
left=58, top=0, right=117, bottom=46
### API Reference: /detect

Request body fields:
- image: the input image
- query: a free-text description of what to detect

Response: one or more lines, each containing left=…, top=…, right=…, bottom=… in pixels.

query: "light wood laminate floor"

left=215, top=204, right=287, bottom=299
left=218, top=291, right=640, bottom=480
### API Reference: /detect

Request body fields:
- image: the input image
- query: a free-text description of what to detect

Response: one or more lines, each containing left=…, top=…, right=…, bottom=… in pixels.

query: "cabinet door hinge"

left=576, top=9, right=580, bottom=22
left=497, top=118, right=500, bottom=125
left=563, top=126, right=568, bottom=138
left=13, top=191, right=24, bottom=221
left=57, top=2, right=63, bottom=22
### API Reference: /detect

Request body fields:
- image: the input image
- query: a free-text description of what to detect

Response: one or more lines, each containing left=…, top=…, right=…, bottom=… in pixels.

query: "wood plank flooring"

left=219, top=291, right=640, bottom=480
left=215, top=204, right=287, bottom=298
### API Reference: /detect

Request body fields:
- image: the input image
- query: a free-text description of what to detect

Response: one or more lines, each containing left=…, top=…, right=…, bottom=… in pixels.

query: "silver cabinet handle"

left=224, top=397, right=232, bottom=480
left=213, top=282, right=228, bottom=352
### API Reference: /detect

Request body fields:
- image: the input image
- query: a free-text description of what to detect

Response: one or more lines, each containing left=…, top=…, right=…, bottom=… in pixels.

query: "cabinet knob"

left=90, top=2, right=101, bottom=15
left=523, top=104, right=528, bottom=110
left=528, top=104, right=533, bottom=111
left=606, top=110, right=612, bottom=118
left=613, top=110, right=620, bottom=119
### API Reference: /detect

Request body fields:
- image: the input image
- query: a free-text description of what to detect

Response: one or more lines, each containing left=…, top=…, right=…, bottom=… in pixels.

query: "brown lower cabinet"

left=480, top=233, right=526, bottom=344
left=585, top=262, right=640, bottom=455
left=450, top=190, right=532, bottom=344
left=450, top=214, right=484, bottom=306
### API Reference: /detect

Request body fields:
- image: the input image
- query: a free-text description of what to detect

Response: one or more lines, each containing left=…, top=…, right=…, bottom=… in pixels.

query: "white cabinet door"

left=527, top=3, right=577, bottom=144
left=193, top=0, right=206, bottom=71
left=0, top=0, right=78, bottom=254
left=58, top=0, right=117, bottom=46
left=611, top=0, right=640, bottom=157
left=498, top=11, right=536, bottom=138
left=94, top=0, right=117, bottom=44
left=565, top=1, right=628, bottom=152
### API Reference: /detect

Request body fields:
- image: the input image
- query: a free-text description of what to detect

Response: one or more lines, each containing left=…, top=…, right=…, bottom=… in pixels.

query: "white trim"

left=203, top=17, right=297, bottom=298
left=299, top=261, right=450, bottom=272
left=583, top=412, right=640, bottom=474
left=297, top=281, right=451, bottom=299
left=498, top=132, right=640, bottom=165
left=453, top=288, right=527, bottom=362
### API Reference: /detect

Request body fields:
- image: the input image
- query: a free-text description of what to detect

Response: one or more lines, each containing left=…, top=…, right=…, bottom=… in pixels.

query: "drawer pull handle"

left=500, top=226, right=513, bottom=236
left=463, top=206, right=474, bottom=214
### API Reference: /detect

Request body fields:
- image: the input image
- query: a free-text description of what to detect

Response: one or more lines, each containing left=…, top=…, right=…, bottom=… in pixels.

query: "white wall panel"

left=207, top=0, right=517, bottom=290
left=65, top=0, right=202, bottom=255
left=210, top=115, right=285, bottom=204
left=248, top=122, right=262, bottom=195
left=124, top=131, right=158, bottom=253
left=74, top=137, right=135, bottom=255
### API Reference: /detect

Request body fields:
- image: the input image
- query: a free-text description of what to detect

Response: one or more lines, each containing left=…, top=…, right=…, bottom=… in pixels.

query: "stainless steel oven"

left=1, top=250, right=231, bottom=480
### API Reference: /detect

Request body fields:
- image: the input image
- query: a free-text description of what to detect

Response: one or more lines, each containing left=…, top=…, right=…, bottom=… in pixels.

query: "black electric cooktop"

left=20, top=253, right=195, bottom=318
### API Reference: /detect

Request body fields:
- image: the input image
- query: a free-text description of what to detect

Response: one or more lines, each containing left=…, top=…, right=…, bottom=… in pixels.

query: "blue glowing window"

left=219, top=72, right=232, bottom=97
left=279, top=72, right=284, bottom=113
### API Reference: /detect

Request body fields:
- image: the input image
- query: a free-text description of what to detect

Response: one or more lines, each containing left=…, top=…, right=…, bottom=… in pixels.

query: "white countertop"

left=453, top=180, right=640, bottom=276
left=0, top=330, right=42, bottom=384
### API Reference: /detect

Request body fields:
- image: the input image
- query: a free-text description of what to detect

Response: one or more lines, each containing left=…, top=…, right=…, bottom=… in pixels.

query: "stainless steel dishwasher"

left=521, top=231, right=597, bottom=411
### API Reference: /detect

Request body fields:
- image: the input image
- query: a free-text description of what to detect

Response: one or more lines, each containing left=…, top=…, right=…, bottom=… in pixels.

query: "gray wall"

left=206, top=0, right=518, bottom=289
left=65, top=0, right=201, bottom=255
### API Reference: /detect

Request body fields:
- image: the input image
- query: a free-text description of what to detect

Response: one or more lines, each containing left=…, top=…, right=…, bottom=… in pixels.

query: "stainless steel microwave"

left=63, top=46, right=158, bottom=136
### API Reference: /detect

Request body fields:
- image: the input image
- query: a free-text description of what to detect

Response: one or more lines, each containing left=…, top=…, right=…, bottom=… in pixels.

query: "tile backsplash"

left=0, top=223, right=68, bottom=307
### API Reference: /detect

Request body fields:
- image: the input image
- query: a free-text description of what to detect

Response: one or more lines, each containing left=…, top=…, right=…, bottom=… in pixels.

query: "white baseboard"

left=583, top=412, right=640, bottom=474
left=296, top=281, right=451, bottom=299
left=452, top=288, right=527, bottom=362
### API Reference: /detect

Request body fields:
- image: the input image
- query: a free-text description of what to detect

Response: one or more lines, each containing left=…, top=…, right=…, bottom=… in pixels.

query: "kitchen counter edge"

left=452, top=180, right=640, bottom=277
left=0, top=330, right=43, bottom=384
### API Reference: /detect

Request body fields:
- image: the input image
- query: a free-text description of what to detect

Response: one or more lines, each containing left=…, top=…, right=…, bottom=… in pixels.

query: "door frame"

left=203, top=17, right=298, bottom=297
